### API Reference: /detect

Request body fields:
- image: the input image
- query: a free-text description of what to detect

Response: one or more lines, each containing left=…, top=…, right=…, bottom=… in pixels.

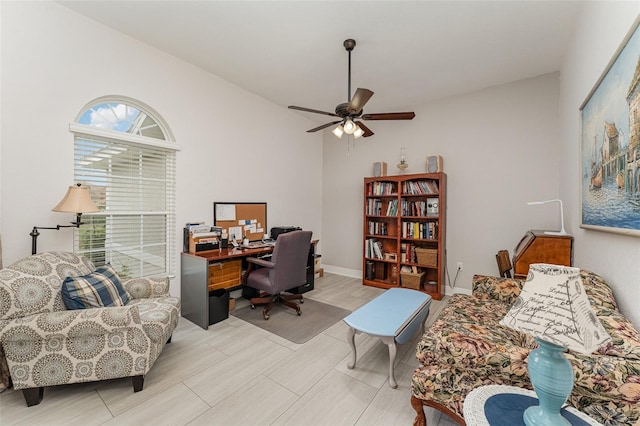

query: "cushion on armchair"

left=0, top=252, right=95, bottom=320
left=61, top=265, right=131, bottom=309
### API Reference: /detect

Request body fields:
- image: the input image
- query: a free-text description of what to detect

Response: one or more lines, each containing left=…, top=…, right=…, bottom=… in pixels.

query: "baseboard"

left=322, top=265, right=361, bottom=279
left=449, top=287, right=471, bottom=296
left=322, top=265, right=473, bottom=297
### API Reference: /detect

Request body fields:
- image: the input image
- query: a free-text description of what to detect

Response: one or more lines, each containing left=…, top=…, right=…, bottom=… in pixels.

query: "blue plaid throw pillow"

left=61, top=265, right=131, bottom=309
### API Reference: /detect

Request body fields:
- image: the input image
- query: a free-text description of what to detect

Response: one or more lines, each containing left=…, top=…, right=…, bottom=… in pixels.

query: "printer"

left=270, top=226, right=302, bottom=240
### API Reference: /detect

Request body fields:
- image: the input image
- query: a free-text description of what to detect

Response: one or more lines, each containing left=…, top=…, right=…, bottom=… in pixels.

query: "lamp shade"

left=332, top=124, right=344, bottom=138
left=52, top=184, right=99, bottom=214
left=500, top=263, right=611, bottom=354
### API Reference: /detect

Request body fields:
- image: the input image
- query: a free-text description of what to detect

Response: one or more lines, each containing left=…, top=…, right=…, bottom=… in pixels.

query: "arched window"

left=70, top=96, right=179, bottom=278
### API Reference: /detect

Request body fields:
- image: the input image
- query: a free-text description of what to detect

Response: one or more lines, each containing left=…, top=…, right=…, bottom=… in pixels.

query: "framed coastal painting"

left=580, top=16, right=640, bottom=236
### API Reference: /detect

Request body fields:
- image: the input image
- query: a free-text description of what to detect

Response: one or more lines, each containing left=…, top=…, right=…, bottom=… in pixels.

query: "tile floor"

left=0, top=273, right=457, bottom=426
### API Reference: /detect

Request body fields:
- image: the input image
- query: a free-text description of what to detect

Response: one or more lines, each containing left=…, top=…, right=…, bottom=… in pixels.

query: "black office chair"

left=244, top=230, right=312, bottom=320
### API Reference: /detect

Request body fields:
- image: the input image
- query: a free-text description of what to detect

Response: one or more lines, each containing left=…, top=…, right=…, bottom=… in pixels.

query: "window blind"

left=73, top=135, right=176, bottom=278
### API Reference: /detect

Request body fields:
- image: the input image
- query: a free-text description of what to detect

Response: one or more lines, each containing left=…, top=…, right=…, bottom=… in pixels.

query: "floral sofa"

left=0, top=252, right=180, bottom=406
left=411, top=271, right=640, bottom=426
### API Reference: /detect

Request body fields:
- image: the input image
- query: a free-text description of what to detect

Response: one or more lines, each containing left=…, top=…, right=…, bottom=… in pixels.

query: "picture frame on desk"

left=579, top=16, right=640, bottom=237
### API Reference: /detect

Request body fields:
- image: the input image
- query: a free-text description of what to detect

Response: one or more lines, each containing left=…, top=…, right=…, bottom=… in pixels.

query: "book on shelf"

left=386, top=199, right=398, bottom=216
left=401, top=242, right=414, bottom=263
left=401, top=221, right=438, bottom=239
left=365, top=238, right=385, bottom=259
left=402, top=180, right=438, bottom=195
left=373, top=241, right=383, bottom=258
left=402, top=199, right=438, bottom=216
left=368, top=220, right=388, bottom=236
left=366, top=198, right=383, bottom=216
left=368, top=181, right=396, bottom=196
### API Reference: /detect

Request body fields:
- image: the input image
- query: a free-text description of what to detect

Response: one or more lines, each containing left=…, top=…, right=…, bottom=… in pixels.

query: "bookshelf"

left=363, top=172, right=446, bottom=300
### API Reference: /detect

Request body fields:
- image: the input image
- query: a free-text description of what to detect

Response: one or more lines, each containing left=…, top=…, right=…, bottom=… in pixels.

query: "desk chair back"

left=245, top=230, right=312, bottom=320
left=269, top=230, right=313, bottom=292
left=246, top=230, right=313, bottom=295
left=496, top=250, right=513, bottom=278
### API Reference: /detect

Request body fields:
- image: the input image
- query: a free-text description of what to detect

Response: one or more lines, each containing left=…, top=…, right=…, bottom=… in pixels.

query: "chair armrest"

left=0, top=305, right=143, bottom=341
left=123, top=276, right=170, bottom=299
left=247, top=257, right=275, bottom=269
left=472, top=274, right=525, bottom=305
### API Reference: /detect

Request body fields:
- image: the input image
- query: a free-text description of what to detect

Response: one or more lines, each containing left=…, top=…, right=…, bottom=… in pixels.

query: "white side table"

left=463, top=385, right=602, bottom=426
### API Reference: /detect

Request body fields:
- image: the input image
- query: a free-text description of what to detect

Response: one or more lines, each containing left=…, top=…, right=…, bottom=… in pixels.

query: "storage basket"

left=415, top=248, right=437, bottom=267
left=401, top=271, right=425, bottom=290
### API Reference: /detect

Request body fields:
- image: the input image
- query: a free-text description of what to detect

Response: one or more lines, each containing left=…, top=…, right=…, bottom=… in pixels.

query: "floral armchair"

left=0, top=252, right=180, bottom=406
left=411, top=271, right=640, bottom=426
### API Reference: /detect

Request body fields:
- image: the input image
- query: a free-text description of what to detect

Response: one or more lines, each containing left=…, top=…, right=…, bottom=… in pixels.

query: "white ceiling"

left=58, top=1, right=584, bottom=122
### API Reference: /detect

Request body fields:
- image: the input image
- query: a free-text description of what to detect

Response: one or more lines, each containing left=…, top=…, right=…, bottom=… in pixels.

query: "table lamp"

left=526, top=199, right=568, bottom=236
left=30, top=184, right=99, bottom=255
left=500, top=263, right=611, bottom=426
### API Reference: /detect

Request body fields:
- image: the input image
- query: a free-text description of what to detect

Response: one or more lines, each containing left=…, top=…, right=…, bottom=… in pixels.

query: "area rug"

left=231, top=298, right=351, bottom=344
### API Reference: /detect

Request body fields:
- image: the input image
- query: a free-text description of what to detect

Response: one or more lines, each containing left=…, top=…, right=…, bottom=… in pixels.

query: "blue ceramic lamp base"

left=525, top=338, right=574, bottom=426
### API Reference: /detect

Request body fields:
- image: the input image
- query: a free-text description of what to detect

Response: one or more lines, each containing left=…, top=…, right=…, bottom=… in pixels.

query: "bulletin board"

left=213, top=202, right=267, bottom=242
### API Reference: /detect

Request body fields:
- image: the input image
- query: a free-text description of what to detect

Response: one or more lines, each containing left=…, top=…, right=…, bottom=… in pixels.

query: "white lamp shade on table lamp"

left=500, top=264, right=611, bottom=425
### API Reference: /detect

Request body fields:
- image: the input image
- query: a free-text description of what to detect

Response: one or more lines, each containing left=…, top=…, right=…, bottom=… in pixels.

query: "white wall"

left=0, top=2, right=323, bottom=296
left=559, top=3, right=640, bottom=327
left=2, top=2, right=638, bottom=327
left=322, top=73, right=562, bottom=293
left=320, top=1, right=640, bottom=326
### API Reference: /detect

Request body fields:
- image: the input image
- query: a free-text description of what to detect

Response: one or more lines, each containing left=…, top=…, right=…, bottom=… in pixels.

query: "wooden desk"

left=512, top=230, right=573, bottom=279
left=181, top=242, right=317, bottom=330
left=181, top=247, right=273, bottom=330
left=191, top=246, right=274, bottom=262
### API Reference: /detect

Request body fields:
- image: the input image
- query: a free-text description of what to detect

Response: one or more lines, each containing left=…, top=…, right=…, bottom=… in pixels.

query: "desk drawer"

left=208, top=260, right=241, bottom=290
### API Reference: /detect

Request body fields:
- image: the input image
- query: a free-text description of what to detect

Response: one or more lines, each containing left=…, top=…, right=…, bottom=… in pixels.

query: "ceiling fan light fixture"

left=343, top=119, right=357, bottom=135
left=289, top=38, right=416, bottom=139
left=353, top=125, right=364, bottom=139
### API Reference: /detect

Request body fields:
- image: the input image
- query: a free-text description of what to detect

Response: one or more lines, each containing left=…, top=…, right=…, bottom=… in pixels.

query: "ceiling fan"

left=288, top=39, right=415, bottom=139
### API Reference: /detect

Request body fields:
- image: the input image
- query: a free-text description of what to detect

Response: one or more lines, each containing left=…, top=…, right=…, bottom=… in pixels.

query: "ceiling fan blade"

left=357, top=122, right=375, bottom=137
left=362, top=112, right=416, bottom=120
left=348, top=88, right=374, bottom=114
left=307, top=120, right=342, bottom=133
left=289, top=105, right=340, bottom=117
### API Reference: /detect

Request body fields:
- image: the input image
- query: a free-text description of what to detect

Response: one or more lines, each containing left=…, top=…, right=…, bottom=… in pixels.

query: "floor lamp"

left=30, top=184, right=99, bottom=255
left=500, top=263, right=611, bottom=425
